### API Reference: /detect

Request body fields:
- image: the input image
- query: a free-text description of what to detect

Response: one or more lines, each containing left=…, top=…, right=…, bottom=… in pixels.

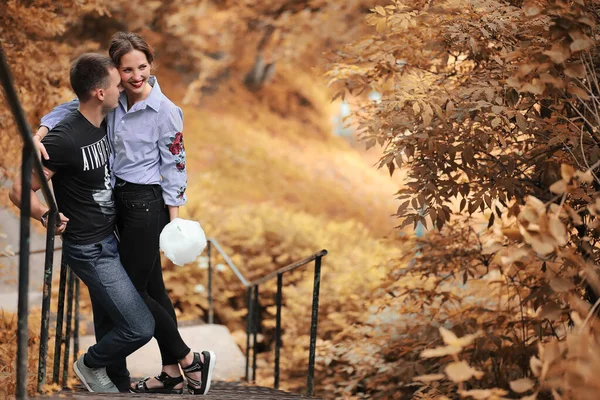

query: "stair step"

left=47, top=381, right=321, bottom=399
left=0, top=291, right=44, bottom=312
left=77, top=324, right=245, bottom=381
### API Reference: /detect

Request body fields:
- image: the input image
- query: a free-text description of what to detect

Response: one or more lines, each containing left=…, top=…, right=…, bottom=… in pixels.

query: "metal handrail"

left=207, top=238, right=250, bottom=287
left=0, top=42, right=62, bottom=398
left=206, top=237, right=327, bottom=397
left=249, top=250, right=327, bottom=286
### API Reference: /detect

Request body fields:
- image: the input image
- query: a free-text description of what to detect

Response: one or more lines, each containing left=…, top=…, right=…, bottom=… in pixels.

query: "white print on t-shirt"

left=92, top=165, right=114, bottom=215
left=103, top=165, right=111, bottom=190
left=92, top=187, right=115, bottom=215
left=81, top=136, right=110, bottom=171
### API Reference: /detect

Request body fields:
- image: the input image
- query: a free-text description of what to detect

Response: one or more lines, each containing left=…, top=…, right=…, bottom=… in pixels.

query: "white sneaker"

left=73, top=354, right=119, bottom=393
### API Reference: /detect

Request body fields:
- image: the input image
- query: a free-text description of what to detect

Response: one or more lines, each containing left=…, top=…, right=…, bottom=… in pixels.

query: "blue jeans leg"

left=62, top=233, right=155, bottom=368
left=89, top=292, right=130, bottom=390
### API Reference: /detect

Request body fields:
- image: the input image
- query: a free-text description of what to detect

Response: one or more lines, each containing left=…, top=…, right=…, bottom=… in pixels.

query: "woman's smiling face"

left=118, top=49, right=150, bottom=95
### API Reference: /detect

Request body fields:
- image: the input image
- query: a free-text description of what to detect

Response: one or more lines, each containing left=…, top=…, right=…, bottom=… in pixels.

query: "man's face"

left=102, top=67, right=123, bottom=111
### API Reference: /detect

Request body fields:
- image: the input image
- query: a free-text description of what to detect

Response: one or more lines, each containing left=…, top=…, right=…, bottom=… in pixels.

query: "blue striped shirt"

left=40, top=76, right=187, bottom=206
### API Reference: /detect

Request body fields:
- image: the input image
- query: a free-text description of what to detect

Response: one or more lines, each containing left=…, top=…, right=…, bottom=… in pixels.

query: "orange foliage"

left=324, top=0, right=600, bottom=399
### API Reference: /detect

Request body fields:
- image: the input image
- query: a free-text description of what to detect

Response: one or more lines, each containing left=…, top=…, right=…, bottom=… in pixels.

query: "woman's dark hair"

left=108, top=32, right=154, bottom=67
left=70, top=53, right=116, bottom=102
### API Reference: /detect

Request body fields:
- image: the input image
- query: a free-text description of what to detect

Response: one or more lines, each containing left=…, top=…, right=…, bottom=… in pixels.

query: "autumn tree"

left=324, top=0, right=600, bottom=398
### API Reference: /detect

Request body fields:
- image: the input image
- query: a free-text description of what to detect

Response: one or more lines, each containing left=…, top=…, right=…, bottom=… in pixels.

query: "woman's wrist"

left=168, top=205, right=179, bottom=221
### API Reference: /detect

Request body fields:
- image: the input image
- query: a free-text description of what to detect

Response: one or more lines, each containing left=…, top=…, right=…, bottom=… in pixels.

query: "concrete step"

left=49, top=381, right=321, bottom=399
left=77, top=324, right=245, bottom=381
left=0, top=291, right=44, bottom=313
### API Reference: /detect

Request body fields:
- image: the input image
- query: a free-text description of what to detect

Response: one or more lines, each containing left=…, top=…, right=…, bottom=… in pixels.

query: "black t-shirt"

left=42, top=110, right=116, bottom=244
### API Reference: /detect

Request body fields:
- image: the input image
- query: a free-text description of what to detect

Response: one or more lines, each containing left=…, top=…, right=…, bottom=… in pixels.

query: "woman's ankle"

left=162, top=364, right=181, bottom=377
left=178, top=350, right=197, bottom=367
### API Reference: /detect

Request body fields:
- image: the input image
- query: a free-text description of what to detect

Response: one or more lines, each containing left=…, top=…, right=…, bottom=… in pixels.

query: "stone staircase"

left=49, top=382, right=319, bottom=399
left=42, top=323, right=321, bottom=399
left=78, top=324, right=245, bottom=381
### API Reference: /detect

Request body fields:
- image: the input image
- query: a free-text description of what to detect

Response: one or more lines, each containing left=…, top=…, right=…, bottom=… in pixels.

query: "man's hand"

left=55, top=213, right=69, bottom=235
left=33, top=126, right=49, bottom=160
left=42, top=212, right=69, bottom=235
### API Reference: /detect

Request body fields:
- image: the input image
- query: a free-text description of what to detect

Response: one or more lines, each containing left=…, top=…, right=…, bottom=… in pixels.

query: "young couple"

left=9, top=32, right=215, bottom=394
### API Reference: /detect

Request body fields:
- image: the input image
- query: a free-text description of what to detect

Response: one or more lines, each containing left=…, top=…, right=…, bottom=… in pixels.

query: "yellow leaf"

left=510, top=378, right=535, bottom=393
left=423, top=110, right=433, bottom=127
left=375, top=5, right=386, bottom=16
left=561, top=164, right=575, bottom=181
left=481, top=240, right=503, bottom=255
left=549, top=179, right=567, bottom=194
left=526, top=232, right=555, bottom=255
left=413, top=374, right=445, bottom=382
left=575, top=169, right=593, bottom=183
left=524, top=2, right=542, bottom=16
left=530, top=356, right=543, bottom=377
left=445, top=361, right=484, bottom=382
left=413, top=101, right=421, bottom=115
left=440, top=327, right=482, bottom=348
left=548, top=218, right=567, bottom=246
left=446, top=101, right=455, bottom=117
left=421, top=345, right=462, bottom=358
left=440, top=327, right=458, bottom=345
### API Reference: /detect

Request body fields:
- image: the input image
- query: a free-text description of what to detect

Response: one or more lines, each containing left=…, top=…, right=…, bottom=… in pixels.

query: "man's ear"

left=96, top=87, right=105, bottom=101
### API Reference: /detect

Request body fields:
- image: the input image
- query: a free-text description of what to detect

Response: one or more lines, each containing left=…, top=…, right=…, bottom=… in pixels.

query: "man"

left=9, top=53, right=154, bottom=393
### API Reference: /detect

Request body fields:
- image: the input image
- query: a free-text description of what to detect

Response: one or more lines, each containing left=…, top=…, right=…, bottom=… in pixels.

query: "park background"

left=2, top=1, right=600, bottom=399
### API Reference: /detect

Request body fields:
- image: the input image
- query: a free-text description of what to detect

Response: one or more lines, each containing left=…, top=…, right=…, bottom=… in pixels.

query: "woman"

left=35, top=32, right=215, bottom=395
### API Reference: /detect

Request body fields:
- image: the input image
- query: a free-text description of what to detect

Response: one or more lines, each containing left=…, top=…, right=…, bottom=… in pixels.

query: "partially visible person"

left=35, top=32, right=215, bottom=395
left=9, top=53, right=155, bottom=393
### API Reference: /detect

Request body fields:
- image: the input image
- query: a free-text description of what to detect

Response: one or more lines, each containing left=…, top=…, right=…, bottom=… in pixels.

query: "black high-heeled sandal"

left=131, top=371, right=184, bottom=394
left=182, top=351, right=216, bottom=395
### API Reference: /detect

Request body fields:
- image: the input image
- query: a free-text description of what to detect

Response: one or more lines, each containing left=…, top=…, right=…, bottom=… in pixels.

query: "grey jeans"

left=62, top=233, right=154, bottom=368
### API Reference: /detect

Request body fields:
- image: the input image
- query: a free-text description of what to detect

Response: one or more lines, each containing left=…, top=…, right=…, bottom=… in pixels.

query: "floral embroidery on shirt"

left=176, top=186, right=187, bottom=199
left=168, top=132, right=186, bottom=172
left=175, top=155, right=186, bottom=171
left=169, top=132, right=184, bottom=155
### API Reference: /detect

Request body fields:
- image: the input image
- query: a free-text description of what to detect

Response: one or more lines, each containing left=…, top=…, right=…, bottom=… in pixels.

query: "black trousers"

left=105, top=180, right=190, bottom=389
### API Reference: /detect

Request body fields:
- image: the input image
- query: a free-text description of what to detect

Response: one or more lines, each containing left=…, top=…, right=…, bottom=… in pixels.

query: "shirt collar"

left=118, top=75, right=163, bottom=112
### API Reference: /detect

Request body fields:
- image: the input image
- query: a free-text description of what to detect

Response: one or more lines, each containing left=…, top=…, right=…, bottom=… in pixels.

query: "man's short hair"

left=69, top=53, right=116, bottom=102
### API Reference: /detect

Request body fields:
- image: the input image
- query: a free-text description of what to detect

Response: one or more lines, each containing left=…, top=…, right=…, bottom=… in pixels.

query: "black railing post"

left=252, top=285, right=259, bottom=383
left=62, top=269, right=75, bottom=386
left=274, top=273, right=283, bottom=389
left=16, top=138, right=33, bottom=400
left=194, top=240, right=328, bottom=394
left=245, top=287, right=253, bottom=382
left=74, top=277, right=80, bottom=360
left=207, top=241, right=213, bottom=324
left=37, top=212, right=57, bottom=392
left=1, top=41, right=62, bottom=398
left=307, top=256, right=323, bottom=398
left=0, top=40, right=34, bottom=400
left=52, top=257, right=68, bottom=384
